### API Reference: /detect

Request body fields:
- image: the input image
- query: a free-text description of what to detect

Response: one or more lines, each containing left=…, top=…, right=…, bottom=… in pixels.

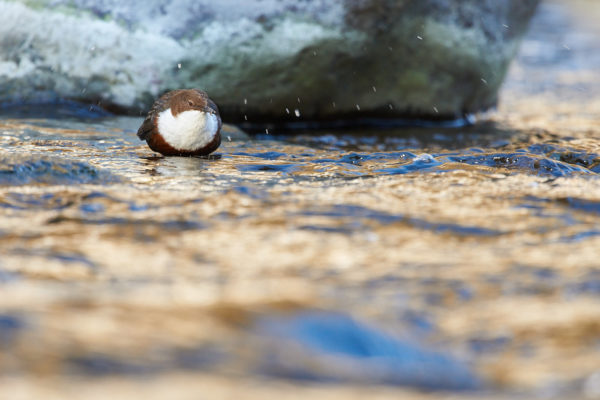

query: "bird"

left=137, top=89, right=222, bottom=156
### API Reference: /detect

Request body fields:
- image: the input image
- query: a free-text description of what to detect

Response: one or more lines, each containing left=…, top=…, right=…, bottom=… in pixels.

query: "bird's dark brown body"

left=137, top=89, right=222, bottom=156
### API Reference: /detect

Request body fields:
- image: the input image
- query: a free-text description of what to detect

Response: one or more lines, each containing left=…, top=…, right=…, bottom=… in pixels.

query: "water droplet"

left=285, top=108, right=290, bottom=114
left=417, top=35, right=423, bottom=40
left=313, top=51, right=317, bottom=56
left=481, top=78, right=488, bottom=85
left=372, top=86, right=377, bottom=92
left=177, top=63, right=182, bottom=69
left=502, top=24, right=509, bottom=29
left=265, top=128, right=269, bottom=134
left=332, top=102, right=336, bottom=108
left=389, top=104, right=394, bottom=110
left=244, top=98, right=247, bottom=104
left=355, top=104, right=361, bottom=111
left=297, top=97, right=301, bottom=103
left=433, top=106, right=439, bottom=113
left=294, top=109, right=300, bottom=117
left=90, top=46, right=96, bottom=51
left=227, top=135, right=232, bottom=142
left=244, top=115, right=248, bottom=121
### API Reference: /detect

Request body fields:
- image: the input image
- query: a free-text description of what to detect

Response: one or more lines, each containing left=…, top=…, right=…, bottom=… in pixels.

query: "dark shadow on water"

left=0, top=156, right=119, bottom=186
left=298, top=223, right=364, bottom=234
left=518, top=196, right=600, bottom=242
left=560, top=230, right=600, bottom=243
left=10, top=248, right=97, bottom=270
left=566, top=270, right=600, bottom=296
left=0, top=314, right=25, bottom=347
left=66, top=346, right=224, bottom=376
left=468, top=336, right=512, bottom=355
left=140, top=154, right=222, bottom=161
left=297, top=205, right=504, bottom=237
left=256, top=120, right=528, bottom=152
left=232, top=151, right=288, bottom=160
left=47, top=215, right=207, bottom=233
left=0, top=192, right=74, bottom=210
left=237, top=114, right=476, bottom=133
left=67, top=355, right=158, bottom=376
left=0, top=101, right=112, bottom=120
left=236, top=163, right=301, bottom=174
left=560, top=197, right=600, bottom=215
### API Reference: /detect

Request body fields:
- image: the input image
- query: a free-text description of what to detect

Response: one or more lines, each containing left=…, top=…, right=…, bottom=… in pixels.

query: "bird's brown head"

left=170, top=90, right=213, bottom=116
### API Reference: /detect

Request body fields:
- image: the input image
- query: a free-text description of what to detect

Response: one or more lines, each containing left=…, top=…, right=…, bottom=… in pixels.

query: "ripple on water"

left=527, top=143, right=600, bottom=172
left=445, top=153, right=593, bottom=177
left=560, top=197, right=600, bottom=215
left=0, top=192, right=73, bottom=210
left=518, top=196, right=600, bottom=242
left=47, top=215, right=206, bottom=234
left=232, top=151, right=288, bottom=160
left=255, top=311, right=481, bottom=390
left=0, top=156, right=118, bottom=185
left=297, top=205, right=503, bottom=237
left=568, top=271, right=600, bottom=296
left=66, top=345, right=226, bottom=376
left=66, top=355, right=159, bottom=376
left=10, top=248, right=97, bottom=270
left=375, top=153, right=443, bottom=175
left=232, top=185, right=269, bottom=200
left=232, top=143, right=598, bottom=179
left=236, top=163, right=302, bottom=174
left=0, top=314, right=25, bottom=347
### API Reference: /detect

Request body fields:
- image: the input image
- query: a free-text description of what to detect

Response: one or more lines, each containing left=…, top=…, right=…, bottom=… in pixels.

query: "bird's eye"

left=188, top=100, right=194, bottom=106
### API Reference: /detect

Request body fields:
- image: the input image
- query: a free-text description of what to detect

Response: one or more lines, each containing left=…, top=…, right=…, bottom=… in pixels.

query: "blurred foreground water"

left=1, top=1, right=600, bottom=399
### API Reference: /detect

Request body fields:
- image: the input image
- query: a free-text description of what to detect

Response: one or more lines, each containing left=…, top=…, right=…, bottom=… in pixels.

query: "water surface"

left=1, top=1, right=600, bottom=399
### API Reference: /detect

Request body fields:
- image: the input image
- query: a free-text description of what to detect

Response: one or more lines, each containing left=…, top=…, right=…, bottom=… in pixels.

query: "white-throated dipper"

left=137, top=89, right=222, bottom=156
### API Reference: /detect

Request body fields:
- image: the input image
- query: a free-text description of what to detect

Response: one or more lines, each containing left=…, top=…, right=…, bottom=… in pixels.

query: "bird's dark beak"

left=202, top=106, right=216, bottom=115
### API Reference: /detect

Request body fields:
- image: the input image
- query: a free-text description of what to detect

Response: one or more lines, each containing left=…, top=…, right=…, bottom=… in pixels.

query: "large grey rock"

left=0, top=0, right=539, bottom=124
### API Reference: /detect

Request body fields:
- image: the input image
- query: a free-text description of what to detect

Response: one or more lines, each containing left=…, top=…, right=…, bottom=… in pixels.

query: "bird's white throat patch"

left=157, top=109, right=219, bottom=151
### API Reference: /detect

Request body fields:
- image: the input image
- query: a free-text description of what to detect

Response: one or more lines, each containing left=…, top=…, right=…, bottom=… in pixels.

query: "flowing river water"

left=1, top=1, right=600, bottom=399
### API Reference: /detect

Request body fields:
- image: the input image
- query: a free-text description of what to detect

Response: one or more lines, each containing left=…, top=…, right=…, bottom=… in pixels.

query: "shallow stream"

left=1, top=1, right=599, bottom=399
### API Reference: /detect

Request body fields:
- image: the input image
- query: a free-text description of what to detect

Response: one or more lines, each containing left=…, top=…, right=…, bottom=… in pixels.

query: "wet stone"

left=0, top=0, right=539, bottom=121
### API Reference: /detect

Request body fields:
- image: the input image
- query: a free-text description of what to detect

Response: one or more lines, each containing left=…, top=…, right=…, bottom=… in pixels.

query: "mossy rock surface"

left=0, top=0, right=539, bottom=123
